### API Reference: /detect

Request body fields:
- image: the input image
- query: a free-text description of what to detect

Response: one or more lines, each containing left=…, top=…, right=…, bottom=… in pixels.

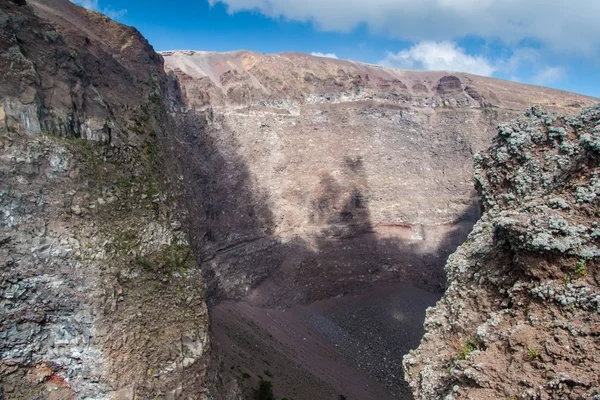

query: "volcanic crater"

left=161, top=50, right=593, bottom=399
left=1, top=3, right=597, bottom=398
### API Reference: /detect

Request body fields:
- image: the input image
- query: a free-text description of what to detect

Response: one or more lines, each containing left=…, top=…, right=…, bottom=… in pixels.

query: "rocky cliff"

left=163, top=50, right=597, bottom=398
left=1, top=1, right=211, bottom=399
left=404, top=105, right=600, bottom=399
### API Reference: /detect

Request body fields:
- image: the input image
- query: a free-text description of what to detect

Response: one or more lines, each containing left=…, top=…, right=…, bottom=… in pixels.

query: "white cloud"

left=498, top=47, right=566, bottom=85
left=72, top=0, right=98, bottom=8
left=499, top=47, right=541, bottom=74
left=311, top=52, right=338, bottom=59
left=104, top=8, right=128, bottom=20
left=379, top=41, right=567, bottom=88
left=380, top=41, right=496, bottom=76
left=532, top=66, right=565, bottom=85
left=70, top=0, right=128, bottom=20
left=208, top=0, right=600, bottom=55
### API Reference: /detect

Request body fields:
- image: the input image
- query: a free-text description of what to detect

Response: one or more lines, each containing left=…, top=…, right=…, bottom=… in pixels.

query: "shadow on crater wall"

left=175, top=108, right=480, bottom=307
left=173, top=101, right=481, bottom=399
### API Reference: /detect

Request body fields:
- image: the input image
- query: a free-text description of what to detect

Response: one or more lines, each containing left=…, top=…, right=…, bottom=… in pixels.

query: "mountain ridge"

left=160, top=49, right=600, bottom=98
left=161, top=49, right=596, bottom=110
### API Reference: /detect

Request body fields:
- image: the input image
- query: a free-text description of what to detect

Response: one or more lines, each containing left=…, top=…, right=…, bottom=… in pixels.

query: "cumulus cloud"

left=208, top=0, right=600, bottom=54
left=379, top=41, right=567, bottom=87
left=311, top=52, right=338, bottom=59
left=380, top=41, right=496, bottom=76
left=70, top=0, right=128, bottom=20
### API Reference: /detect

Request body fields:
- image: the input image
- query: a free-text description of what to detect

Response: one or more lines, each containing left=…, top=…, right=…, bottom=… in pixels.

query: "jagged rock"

left=465, top=86, right=483, bottom=102
left=404, top=104, right=600, bottom=399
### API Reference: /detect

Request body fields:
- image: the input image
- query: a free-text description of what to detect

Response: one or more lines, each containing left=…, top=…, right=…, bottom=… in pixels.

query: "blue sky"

left=73, top=0, right=600, bottom=98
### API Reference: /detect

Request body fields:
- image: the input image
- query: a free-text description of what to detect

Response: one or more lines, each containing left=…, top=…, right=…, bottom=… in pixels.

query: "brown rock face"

left=162, top=51, right=596, bottom=397
left=436, top=75, right=463, bottom=95
left=0, top=0, right=167, bottom=142
left=465, top=85, right=484, bottom=102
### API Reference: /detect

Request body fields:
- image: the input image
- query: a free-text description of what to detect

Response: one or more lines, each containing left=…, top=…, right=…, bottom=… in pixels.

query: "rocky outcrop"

left=0, top=0, right=168, bottom=142
left=436, top=76, right=463, bottom=96
left=0, top=1, right=212, bottom=399
left=404, top=105, right=600, bottom=399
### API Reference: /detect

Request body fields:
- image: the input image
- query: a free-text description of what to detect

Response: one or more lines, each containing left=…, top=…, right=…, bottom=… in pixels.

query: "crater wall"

left=164, top=50, right=596, bottom=304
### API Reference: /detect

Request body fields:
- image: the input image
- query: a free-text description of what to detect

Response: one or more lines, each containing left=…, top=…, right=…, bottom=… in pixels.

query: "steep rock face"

left=0, top=2, right=212, bottom=399
left=0, top=0, right=168, bottom=142
left=436, top=76, right=463, bottom=96
left=404, top=105, right=600, bottom=399
left=163, top=50, right=596, bottom=305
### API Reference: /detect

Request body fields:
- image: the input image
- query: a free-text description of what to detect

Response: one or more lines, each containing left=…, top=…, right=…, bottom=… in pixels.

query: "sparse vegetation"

left=575, top=259, right=588, bottom=277
left=456, top=339, right=478, bottom=361
left=253, top=379, right=275, bottom=400
left=264, top=369, right=273, bottom=378
left=47, top=132, right=100, bottom=167
left=527, top=347, right=541, bottom=361
left=134, top=239, right=193, bottom=275
left=115, top=176, right=134, bottom=191
left=106, top=229, right=138, bottom=257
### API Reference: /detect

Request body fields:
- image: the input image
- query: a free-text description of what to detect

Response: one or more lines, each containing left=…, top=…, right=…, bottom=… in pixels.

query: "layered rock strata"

left=164, top=50, right=595, bottom=305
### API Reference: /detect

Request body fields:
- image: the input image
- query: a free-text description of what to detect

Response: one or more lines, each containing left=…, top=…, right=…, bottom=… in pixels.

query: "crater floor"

left=212, top=283, right=440, bottom=399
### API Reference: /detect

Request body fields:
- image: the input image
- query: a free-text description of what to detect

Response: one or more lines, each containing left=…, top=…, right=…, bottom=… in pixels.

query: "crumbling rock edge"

left=404, top=105, right=600, bottom=399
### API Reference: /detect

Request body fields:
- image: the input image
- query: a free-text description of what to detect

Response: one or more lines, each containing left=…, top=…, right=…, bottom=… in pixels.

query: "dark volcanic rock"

left=412, top=82, right=429, bottom=93
left=436, top=75, right=463, bottom=95
left=465, top=85, right=483, bottom=102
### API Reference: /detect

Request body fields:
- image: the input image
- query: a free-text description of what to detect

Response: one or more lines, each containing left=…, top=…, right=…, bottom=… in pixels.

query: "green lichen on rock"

left=474, top=104, right=600, bottom=258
